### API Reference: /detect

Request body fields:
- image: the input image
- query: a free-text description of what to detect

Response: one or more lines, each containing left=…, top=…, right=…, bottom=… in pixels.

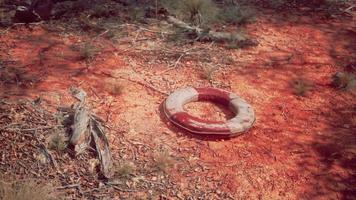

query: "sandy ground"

left=0, top=11, right=355, bottom=199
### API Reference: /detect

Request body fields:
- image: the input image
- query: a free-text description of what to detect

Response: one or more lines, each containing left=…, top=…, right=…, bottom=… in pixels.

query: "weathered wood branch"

left=67, top=87, right=114, bottom=178
left=167, top=16, right=258, bottom=46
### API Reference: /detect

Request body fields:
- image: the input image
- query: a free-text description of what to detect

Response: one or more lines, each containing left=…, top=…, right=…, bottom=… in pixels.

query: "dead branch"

left=167, top=16, right=257, bottom=45
left=90, top=118, right=114, bottom=178
left=67, top=87, right=114, bottom=178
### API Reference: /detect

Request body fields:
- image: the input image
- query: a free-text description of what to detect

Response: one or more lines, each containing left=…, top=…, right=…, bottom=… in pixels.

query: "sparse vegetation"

left=332, top=72, right=356, bottom=91
left=153, top=151, right=174, bottom=173
left=218, top=5, right=256, bottom=25
left=291, top=78, right=313, bottom=96
left=163, top=0, right=219, bottom=26
left=0, top=179, right=55, bottom=200
left=47, top=132, right=67, bottom=152
left=114, top=162, right=135, bottom=178
left=72, top=42, right=100, bottom=61
left=201, top=63, right=218, bottom=81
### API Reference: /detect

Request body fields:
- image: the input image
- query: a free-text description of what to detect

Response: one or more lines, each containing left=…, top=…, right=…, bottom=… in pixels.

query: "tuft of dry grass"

left=71, top=42, right=100, bottom=61
left=291, top=78, right=313, bottom=97
left=200, top=63, right=218, bottom=81
left=114, top=161, right=135, bottom=178
left=47, top=132, right=67, bottom=152
left=152, top=151, right=174, bottom=173
left=332, top=72, right=356, bottom=91
left=218, top=5, right=256, bottom=25
left=0, top=179, right=55, bottom=200
left=162, top=0, right=219, bottom=26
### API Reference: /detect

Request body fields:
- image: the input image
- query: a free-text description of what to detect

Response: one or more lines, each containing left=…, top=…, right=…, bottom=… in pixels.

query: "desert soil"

left=0, top=10, right=355, bottom=200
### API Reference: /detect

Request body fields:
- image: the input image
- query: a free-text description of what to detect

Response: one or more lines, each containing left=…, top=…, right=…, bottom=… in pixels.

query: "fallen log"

left=167, top=16, right=258, bottom=46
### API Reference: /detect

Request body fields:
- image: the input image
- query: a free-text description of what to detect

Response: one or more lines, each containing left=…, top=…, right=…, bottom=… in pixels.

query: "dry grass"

left=200, top=63, right=218, bottom=81
left=0, top=179, right=56, bottom=200
left=71, top=42, right=100, bottom=61
left=162, top=0, right=219, bottom=26
left=218, top=5, right=256, bottom=25
left=332, top=72, right=356, bottom=91
left=291, top=78, right=313, bottom=96
left=47, top=132, right=67, bottom=152
left=152, top=151, right=174, bottom=173
left=114, top=162, right=135, bottom=178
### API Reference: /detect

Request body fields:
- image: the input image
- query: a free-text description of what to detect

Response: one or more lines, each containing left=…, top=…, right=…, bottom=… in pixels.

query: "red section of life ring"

left=163, top=87, right=255, bottom=136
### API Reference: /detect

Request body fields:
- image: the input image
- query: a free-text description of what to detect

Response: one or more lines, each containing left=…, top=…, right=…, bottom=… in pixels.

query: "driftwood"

left=167, top=16, right=258, bottom=46
left=67, top=87, right=114, bottom=178
left=90, top=118, right=114, bottom=178
left=70, top=105, right=91, bottom=154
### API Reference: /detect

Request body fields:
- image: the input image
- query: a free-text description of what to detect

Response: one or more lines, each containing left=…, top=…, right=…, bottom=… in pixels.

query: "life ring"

left=163, top=87, right=255, bottom=136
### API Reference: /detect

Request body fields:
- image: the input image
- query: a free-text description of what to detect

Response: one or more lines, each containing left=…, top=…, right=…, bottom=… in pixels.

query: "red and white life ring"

left=163, top=87, right=255, bottom=136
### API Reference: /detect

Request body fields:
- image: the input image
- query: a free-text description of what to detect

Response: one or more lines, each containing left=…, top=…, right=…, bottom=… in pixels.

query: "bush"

left=218, top=5, right=256, bottom=25
left=162, top=0, right=219, bottom=26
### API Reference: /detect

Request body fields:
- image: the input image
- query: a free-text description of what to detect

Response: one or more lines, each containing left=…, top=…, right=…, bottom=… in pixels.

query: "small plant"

left=0, top=180, right=55, bottom=200
left=201, top=64, right=217, bottom=81
left=218, top=5, right=256, bottom=25
left=72, top=42, right=100, bottom=61
left=47, top=132, right=67, bottom=152
left=115, top=162, right=135, bottom=178
left=153, top=151, right=174, bottom=173
left=332, top=72, right=356, bottom=91
left=162, top=0, right=219, bottom=26
left=291, top=78, right=313, bottom=96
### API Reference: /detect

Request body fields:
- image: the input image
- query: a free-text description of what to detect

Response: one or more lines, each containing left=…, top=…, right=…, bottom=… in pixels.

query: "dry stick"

left=126, top=77, right=169, bottom=95
left=57, top=184, right=81, bottom=190
left=92, top=29, right=110, bottom=41
left=167, top=16, right=251, bottom=43
left=101, top=71, right=169, bottom=95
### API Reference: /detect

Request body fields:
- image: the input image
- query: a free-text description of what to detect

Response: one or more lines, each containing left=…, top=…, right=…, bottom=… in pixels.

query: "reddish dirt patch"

left=0, top=13, right=355, bottom=199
